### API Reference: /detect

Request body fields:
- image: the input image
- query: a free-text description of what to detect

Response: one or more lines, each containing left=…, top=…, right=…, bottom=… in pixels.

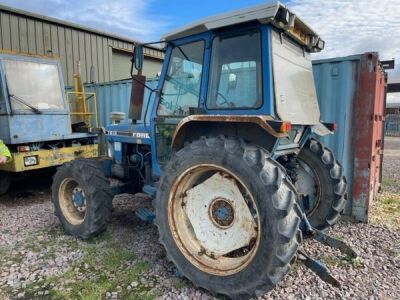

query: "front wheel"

left=155, top=136, right=302, bottom=299
left=0, top=171, right=11, bottom=196
left=52, top=159, right=113, bottom=239
left=295, top=139, right=347, bottom=230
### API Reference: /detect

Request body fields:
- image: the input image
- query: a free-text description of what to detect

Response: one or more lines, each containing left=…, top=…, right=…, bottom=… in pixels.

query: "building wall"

left=111, top=50, right=161, bottom=80
left=0, top=5, right=164, bottom=86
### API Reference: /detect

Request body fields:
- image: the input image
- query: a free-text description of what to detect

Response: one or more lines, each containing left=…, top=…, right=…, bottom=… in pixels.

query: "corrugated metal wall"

left=66, top=78, right=159, bottom=127
left=313, top=53, right=386, bottom=222
left=0, top=4, right=164, bottom=86
left=312, top=56, right=359, bottom=216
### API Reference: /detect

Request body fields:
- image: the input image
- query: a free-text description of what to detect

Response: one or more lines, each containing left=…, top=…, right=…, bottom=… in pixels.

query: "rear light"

left=279, top=121, right=292, bottom=133
left=327, top=123, right=337, bottom=132
left=17, top=146, right=30, bottom=152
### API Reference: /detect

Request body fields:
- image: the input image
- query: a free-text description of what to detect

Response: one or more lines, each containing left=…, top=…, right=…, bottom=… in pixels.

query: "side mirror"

left=132, top=44, right=144, bottom=75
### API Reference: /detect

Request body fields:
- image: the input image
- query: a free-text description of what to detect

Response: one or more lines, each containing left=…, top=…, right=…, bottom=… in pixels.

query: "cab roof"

left=162, top=1, right=324, bottom=52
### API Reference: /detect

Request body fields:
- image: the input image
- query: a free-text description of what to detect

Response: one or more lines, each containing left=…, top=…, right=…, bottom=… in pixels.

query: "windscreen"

left=158, top=40, right=204, bottom=116
left=4, top=59, right=65, bottom=111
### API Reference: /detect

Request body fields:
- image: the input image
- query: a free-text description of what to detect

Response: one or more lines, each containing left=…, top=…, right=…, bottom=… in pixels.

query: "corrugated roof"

left=0, top=3, right=161, bottom=51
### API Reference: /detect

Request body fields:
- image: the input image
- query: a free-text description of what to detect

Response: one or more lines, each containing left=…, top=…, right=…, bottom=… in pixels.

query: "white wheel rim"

left=168, top=164, right=260, bottom=276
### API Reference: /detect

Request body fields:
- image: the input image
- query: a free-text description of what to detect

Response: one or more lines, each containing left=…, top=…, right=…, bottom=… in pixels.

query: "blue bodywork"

left=105, top=23, right=311, bottom=182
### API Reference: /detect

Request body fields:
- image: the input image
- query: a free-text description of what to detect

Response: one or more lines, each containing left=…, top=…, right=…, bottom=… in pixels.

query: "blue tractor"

left=52, top=3, right=350, bottom=298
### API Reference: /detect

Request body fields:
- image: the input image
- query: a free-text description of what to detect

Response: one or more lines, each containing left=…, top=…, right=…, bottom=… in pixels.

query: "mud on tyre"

left=52, top=159, right=113, bottom=239
left=155, top=136, right=302, bottom=299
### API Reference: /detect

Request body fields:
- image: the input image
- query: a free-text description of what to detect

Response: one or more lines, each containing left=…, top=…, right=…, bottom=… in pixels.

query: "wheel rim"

left=295, top=159, right=321, bottom=216
left=59, top=178, right=87, bottom=225
left=168, top=164, right=260, bottom=276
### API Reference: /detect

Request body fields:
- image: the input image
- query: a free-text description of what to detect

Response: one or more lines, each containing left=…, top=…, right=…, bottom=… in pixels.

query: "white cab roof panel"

left=162, top=1, right=321, bottom=51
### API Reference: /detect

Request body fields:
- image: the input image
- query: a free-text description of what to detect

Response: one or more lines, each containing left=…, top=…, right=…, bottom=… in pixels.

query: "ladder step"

left=135, top=207, right=156, bottom=222
left=142, top=185, right=157, bottom=198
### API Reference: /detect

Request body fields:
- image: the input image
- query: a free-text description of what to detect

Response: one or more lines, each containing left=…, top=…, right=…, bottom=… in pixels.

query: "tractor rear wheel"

left=155, top=136, right=302, bottom=299
left=0, top=171, right=11, bottom=196
left=296, top=139, right=347, bottom=230
left=52, top=159, right=113, bottom=239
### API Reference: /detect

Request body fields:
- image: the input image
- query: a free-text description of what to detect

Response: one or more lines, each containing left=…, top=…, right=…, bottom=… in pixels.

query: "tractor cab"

left=105, top=2, right=329, bottom=178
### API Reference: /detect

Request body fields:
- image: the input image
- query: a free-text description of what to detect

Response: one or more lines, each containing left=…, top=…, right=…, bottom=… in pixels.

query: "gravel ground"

left=0, top=138, right=399, bottom=300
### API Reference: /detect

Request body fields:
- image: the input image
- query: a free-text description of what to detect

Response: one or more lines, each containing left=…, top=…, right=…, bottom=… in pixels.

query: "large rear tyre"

left=296, top=139, right=347, bottom=230
left=155, top=136, right=302, bottom=299
left=0, top=171, right=11, bottom=196
left=52, top=159, right=113, bottom=239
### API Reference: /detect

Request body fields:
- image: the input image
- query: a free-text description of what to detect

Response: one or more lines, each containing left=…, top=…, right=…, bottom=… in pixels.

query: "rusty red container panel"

left=352, top=53, right=386, bottom=222
left=313, top=53, right=386, bottom=222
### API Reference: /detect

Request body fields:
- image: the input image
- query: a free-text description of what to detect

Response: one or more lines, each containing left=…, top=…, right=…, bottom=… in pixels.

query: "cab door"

left=205, top=28, right=268, bottom=115
left=151, top=36, right=208, bottom=177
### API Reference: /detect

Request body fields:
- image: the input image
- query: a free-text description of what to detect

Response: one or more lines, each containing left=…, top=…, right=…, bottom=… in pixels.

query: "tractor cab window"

left=157, top=40, right=204, bottom=116
left=207, top=31, right=262, bottom=109
left=3, top=59, right=65, bottom=111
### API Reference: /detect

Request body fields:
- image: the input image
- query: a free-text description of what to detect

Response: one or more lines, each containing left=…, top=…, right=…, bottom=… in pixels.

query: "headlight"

left=24, top=155, right=38, bottom=166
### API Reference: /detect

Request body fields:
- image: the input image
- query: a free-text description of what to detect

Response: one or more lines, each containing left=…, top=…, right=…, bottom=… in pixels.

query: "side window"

left=157, top=40, right=205, bottom=116
left=207, top=32, right=262, bottom=109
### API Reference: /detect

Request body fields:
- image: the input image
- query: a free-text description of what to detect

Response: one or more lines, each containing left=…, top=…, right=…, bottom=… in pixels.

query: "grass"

left=319, top=254, right=363, bottom=269
left=370, top=191, right=400, bottom=229
left=102, top=248, right=135, bottom=270
left=1, top=226, right=157, bottom=300
left=172, top=278, right=186, bottom=291
left=381, top=177, right=398, bottom=189
left=17, top=241, right=156, bottom=300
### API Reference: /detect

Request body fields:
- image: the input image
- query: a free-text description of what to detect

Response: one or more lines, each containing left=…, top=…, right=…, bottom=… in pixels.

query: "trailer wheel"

left=155, top=136, right=302, bottom=299
left=296, top=139, right=347, bottom=230
left=0, top=171, right=11, bottom=196
left=52, top=159, right=113, bottom=239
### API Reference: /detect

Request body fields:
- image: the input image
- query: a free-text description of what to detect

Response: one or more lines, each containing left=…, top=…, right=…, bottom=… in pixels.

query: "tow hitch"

left=298, top=209, right=358, bottom=287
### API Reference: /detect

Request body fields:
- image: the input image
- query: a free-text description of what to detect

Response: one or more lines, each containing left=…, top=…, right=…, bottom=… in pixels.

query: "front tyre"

left=52, top=159, right=113, bottom=239
left=155, top=137, right=302, bottom=299
left=296, top=139, right=347, bottom=230
left=0, top=171, right=11, bottom=196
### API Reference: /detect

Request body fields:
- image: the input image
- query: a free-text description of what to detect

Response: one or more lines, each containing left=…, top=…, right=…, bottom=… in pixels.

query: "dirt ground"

left=0, top=137, right=399, bottom=300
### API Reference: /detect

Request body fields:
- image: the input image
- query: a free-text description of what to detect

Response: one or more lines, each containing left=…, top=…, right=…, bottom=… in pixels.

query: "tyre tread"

left=154, top=136, right=300, bottom=299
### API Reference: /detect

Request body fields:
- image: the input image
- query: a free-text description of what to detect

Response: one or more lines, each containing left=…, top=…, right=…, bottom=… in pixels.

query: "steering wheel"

left=215, top=91, right=235, bottom=108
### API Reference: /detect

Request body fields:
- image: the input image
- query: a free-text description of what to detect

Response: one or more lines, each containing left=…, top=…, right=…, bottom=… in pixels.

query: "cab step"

left=142, top=185, right=157, bottom=198
left=135, top=207, right=156, bottom=222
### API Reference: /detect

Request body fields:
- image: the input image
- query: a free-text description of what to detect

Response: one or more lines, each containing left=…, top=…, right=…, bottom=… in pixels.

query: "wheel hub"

left=210, top=198, right=235, bottom=228
left=295, top=159, right=320, bottom=215
left=183, top=172, right=257, bottom=257
left=72, top=187, right=86, bottom=212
